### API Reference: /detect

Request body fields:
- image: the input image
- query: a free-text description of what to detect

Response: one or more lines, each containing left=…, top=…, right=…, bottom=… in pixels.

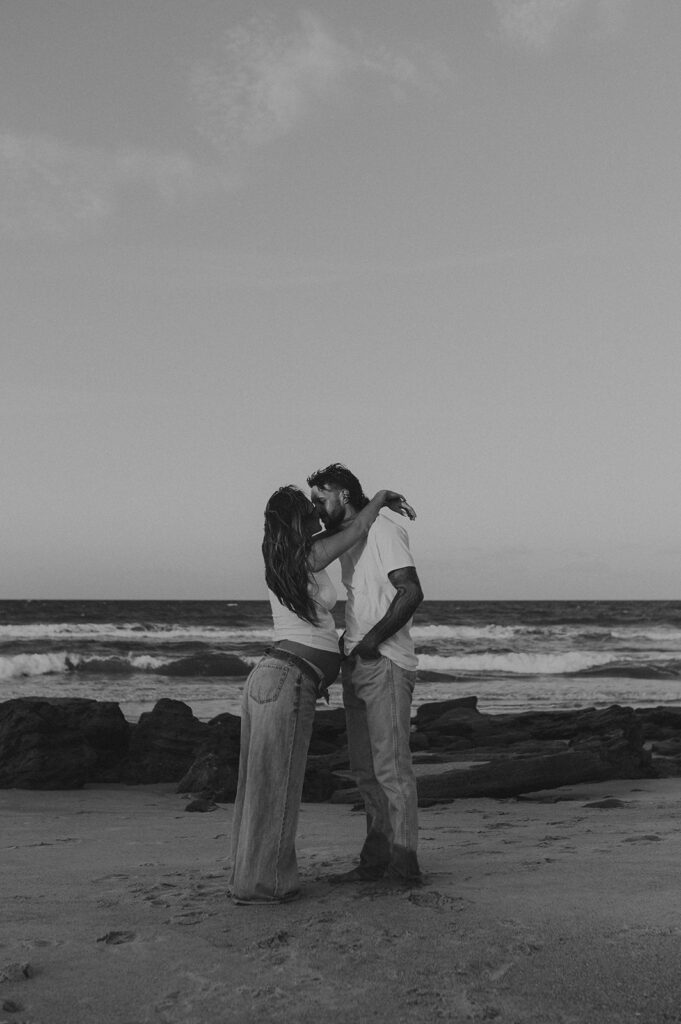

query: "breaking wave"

left=0, top=623, right=274, bottom=643
left=0, top=651, right=253, bottom=681
left=416, top=651, right=681, bottom=678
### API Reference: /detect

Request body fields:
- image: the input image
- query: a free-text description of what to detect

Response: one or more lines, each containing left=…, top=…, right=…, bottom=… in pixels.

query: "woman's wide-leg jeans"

left=230, top=655, right=317, bottom=903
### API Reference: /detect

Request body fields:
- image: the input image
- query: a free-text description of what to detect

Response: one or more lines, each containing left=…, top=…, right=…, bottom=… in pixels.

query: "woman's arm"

left=308, top=490, right=415, bottom=572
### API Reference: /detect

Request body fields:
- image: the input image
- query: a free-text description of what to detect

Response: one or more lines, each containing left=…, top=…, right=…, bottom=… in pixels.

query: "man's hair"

left=262, top=485, right=318, bottom=625
left=306, top=463, right=369, bottom=510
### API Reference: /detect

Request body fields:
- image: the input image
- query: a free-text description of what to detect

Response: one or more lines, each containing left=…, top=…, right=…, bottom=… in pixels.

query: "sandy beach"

left=3, top=779, right=681, bottom=1024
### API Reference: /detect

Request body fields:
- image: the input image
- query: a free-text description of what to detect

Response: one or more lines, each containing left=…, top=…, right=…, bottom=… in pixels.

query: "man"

left=307, top=463, right=424, bottom=885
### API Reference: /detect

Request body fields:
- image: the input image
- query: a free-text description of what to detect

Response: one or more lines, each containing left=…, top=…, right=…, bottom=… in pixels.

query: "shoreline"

left=3, top=778, right=681, bottom=1022
left=5, top=679, right=681, bottom=725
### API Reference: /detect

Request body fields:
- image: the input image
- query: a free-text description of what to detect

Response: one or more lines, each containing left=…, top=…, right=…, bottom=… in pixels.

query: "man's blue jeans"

left=230, top=655, right=318, bottom=903
left=342, top=654, right=420, bottom=880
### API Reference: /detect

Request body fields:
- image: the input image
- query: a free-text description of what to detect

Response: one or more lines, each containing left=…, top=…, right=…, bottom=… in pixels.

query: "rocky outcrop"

left=123, top=699, right=207, bottom=784
left=633, top=707, right=681, bottom=776
left=0, top=698, right=128, bottom=789
left=56, top=698, right=131, bottom=781
left=333, top=699, right=656, bottom=805
left=176, top=708, right=349, bottom=803
left=176, top=712, right=242, bottom=802
left=0, top=695, right=666, bottom=796
left=177, top=753, right=238, bottom=804
left=308, top=708, right=347, bottom=755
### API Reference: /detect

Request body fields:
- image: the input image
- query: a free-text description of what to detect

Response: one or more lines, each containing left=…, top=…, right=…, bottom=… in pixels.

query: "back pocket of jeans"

left=248, top=659, right=289, bottom=704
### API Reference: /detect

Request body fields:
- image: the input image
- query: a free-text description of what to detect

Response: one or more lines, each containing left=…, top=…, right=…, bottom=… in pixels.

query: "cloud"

left=493, top=0, right=631, bottom=49
left=192, top=11, right=449, bottom=151
left=0, top=134, right=231, bottom=238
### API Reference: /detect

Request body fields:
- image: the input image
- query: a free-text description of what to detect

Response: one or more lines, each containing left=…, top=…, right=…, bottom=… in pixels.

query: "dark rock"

left=302, top=764, right=349, bottom=802
left=0, top=699, right=97, bottom=789
left=650, top=739, right=681, bottom=755
left=202, top=711, right=243, bottom=754
left=414, top=695, right=480, bottom=729
left=409, top=731, right=430, bottom=751
left=647, top=754, right=681, bottom=777
left=309, top=708, right=346, bottom=755
left=491, top=706, right=636, bottom=744
left=304, top=710, right=350, bottom=798
left=416, top=705, right=653, bottom=802
left=634, top=707, right=681, bottom=740
left=0, top=694, right=665, bottom=798
left=177, top=752, right=238, bottom=803
left=0, top=697, right=128, bottom=789
left=437, top=738, right=476, bottom=754
left=634, top=709, right=681, bottom=775
left=568, top=707, right=651, bottom=777
left=411, top=750, right=452, bottom=765
left=179, top=706, right=351, bottom=802
left=175, top=712, right=242, bottom=801
left=336, top=750, right=650, bottom=805
left=332, top=703, right=654, bottom=804
left=416, top=701, right=648, bottom=754
left=49, top=698, right=130, bottom=781
left=123, top=699, right=206, bottom=784
left=184, top=798, right=218, bottom=812
left=306, top=737, right=342, bottom=756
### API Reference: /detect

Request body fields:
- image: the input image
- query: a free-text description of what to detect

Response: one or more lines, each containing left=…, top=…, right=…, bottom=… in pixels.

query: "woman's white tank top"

left=268, top=569, right=339, bottom=652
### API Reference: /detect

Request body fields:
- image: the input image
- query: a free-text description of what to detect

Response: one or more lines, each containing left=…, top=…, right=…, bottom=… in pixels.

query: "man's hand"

left=382, top=492, right=416, bottom=521
left=352, top=638, right=381, bottom=661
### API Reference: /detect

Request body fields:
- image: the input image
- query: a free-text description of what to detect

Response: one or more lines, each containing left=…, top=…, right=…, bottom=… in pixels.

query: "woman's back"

left=268, top=569, right=339, bottom=652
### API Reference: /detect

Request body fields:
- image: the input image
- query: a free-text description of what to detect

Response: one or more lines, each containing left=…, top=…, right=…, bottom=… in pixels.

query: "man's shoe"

left=391, top=875, right=424, bottom=889
left=327, top=866, right=386, bottom=884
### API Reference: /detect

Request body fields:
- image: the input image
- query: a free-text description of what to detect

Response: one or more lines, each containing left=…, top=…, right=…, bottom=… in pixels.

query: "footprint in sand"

left=0, top=962, right=33, bottom=982
left=256, top=930, right=291, bottom=949
left=96, top=897, right=121, bottom=909
left=407, top=890, right=466, bottom=911
left=142, top=881, right=179, bottom=907
left=96, top=930, right=136, bottom=945
left=165, top=911, right=210, bottom=926
left=21, top=938, right=62, bottom=950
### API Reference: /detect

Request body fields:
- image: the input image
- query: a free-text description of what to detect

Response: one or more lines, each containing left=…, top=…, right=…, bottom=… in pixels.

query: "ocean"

left=1, top=600, right=681, bottom=722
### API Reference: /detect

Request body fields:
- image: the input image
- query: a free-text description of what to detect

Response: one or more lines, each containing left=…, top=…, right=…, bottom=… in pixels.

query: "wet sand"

left=2, top=779, right=681, bottom=1023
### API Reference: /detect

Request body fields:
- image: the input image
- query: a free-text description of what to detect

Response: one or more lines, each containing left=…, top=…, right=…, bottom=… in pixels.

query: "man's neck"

left=337, top=504, right=359, bottom=531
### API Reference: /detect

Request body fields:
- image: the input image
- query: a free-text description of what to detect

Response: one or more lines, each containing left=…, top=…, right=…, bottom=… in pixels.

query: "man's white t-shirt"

left=339, top=511, right=417, bottom=671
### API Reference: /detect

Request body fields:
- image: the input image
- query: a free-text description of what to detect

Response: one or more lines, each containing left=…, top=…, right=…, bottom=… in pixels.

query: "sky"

left=2, top=0, right=680, bottom=600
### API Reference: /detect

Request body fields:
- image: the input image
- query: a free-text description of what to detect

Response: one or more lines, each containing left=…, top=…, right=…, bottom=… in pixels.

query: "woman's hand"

left=379, top=490, right=416, bottom=521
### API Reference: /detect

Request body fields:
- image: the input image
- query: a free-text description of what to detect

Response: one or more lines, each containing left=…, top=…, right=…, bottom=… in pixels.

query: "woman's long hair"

left=262, top=485, right=318, bottom=625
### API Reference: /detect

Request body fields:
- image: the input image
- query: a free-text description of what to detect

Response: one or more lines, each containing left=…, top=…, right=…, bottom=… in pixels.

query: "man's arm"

left=351, top=566, right=424, bottom=661
left=308, top=491, right=415, bottom=571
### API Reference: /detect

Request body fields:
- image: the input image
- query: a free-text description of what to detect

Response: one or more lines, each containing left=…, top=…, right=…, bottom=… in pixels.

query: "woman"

left=230, top=484, right=415, bottom=905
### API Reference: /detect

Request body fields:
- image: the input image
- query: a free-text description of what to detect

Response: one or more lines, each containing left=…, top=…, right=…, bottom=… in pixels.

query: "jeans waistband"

left=265, top=647, right=330, bottom=703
